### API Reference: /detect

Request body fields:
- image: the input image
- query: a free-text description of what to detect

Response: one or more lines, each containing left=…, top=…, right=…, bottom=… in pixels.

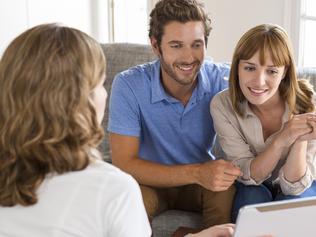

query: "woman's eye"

left=267, top=69, right=278, bottom=75
left=244, top=66, right=255, bottom=71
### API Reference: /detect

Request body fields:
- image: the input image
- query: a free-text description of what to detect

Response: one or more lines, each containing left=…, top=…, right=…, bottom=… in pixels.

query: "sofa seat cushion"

left=152, top=210, right=202, bottom=237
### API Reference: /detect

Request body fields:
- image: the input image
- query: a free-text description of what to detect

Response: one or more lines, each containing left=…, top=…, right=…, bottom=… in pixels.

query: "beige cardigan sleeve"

left=278, top=140, right=316, bottom=195
left=210, top=90, right=269, bottom=185
left=211, top=90, right=316, bottom=193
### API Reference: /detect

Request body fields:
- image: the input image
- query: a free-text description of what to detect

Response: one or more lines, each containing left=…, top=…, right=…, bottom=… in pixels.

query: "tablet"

left=233, top=196, right=316, bottom=237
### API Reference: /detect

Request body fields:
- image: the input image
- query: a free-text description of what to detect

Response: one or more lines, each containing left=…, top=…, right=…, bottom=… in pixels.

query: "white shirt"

left=211, top=89, right=316, bottom=195
left=0, top=160, right=151, bottom=237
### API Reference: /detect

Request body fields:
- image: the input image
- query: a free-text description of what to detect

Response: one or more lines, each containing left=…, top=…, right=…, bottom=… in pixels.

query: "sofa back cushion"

left=100, top=43, right=156, bottom=161
left=99, top=43, right=316, bottom=162
left=298, top=67, right=316, bottom=87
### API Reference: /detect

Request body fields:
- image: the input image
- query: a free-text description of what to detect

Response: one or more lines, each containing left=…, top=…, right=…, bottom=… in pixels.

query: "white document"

left=234, top=196, right=316, bottom=237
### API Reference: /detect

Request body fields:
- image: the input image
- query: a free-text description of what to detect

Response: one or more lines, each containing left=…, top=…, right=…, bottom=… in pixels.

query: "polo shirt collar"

left=151, top=60, right=169, bottom=103
left=151, top=60, right=209, bottom=104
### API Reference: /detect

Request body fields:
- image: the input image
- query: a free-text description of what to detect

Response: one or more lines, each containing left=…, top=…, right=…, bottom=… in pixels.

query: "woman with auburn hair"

left=0, top=23, right=151, bottom=236
left=210, top=24, right=316, bottom=222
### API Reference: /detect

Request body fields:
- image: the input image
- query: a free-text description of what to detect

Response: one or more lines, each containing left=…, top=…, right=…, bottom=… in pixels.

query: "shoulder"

left=201, top=60, right=230, bottom=77
left=211, top=89, right=231, bottom=108
left=39, top=161, right=141, bottom=210
left=199, top=60, right=230, bottom=92
left=111, top=60, right=159, bottom=99
left=114, top=60, right=159, bottom=84
left=210, top=89, right=236, bottom=119
left=86, top=160, right=138, bottom=189
left=87, top=161, right=144, bottom=213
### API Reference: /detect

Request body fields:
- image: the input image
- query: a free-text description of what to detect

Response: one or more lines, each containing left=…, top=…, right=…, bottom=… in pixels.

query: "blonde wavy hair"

left=0, top=23, right=106, bottom=206
left=229, top=24, right=315, bottom=116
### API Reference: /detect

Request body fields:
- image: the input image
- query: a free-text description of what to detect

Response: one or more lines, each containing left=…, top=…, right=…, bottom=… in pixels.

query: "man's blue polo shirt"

left=108, top=59, right=229, bottom=165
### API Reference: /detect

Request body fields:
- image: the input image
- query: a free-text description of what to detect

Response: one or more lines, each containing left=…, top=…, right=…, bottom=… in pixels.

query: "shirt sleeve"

left=219, top=63, right=230, bottom=91
left=211, top=63, right=229, bottom=92
left=278, top=140, right=316, bottom=195
left=104, top=174, right=152, bottom=237
left=107, top=74, right=141, bottom=137
left=210, top=93, right=269, bottom=185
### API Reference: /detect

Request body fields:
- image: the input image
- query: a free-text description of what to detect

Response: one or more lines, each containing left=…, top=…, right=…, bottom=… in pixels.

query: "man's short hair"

left=149, top=0, right=212, bottom=46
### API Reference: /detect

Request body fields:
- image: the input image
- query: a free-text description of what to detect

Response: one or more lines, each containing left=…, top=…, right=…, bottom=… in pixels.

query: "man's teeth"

left=177, top=65, right=194, bottom=71
left=250, top=88, right=266, bottom=93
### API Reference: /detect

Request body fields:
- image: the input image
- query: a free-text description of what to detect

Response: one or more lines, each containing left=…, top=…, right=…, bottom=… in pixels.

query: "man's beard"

left=159, top=55, right=201, bottom=86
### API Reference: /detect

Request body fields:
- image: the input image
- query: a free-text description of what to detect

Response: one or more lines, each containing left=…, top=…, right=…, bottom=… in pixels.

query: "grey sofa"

left=100, top=43, right=316, bottom=237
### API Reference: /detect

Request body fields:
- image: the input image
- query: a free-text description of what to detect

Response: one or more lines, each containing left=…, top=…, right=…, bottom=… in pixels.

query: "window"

left=300, top=0, right=316, bottom=67
left=109, top=0, right=149, bottom=44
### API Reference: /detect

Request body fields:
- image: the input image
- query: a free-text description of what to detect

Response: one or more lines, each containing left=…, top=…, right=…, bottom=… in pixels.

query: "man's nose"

left=180, top=47, right=194, bottom=62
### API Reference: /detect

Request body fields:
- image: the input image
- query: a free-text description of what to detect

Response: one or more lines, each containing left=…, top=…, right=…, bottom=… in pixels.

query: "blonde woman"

left=0, top=24, right=151, bottom=236
left=211, top=24, right=316, bottom=222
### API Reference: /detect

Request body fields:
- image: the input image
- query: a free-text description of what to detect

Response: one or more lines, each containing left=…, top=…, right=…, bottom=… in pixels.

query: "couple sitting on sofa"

left=109, top=0, right=316, bottom=233
left=1, top=0, right=316, bottom=237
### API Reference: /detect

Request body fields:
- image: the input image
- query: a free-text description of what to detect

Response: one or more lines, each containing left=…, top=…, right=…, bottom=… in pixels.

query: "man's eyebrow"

left=167, top=39, right=204, bottom=45
left=167, top=40, right=183, bottom=44
left=193, top=39, right=204, bottom=43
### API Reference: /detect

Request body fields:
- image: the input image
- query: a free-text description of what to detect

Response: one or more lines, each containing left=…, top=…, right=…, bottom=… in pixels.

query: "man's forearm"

left=115, top=157, right=200, bottom=188
left=109, top=133, right=200, bottom=187
left=109, top=134, right=240, bottom=191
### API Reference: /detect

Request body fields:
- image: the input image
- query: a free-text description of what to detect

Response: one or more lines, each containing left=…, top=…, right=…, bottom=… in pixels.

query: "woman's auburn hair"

left=0, top=23, right=106, bottom=206
left=229, top=23, right=315, bottom=117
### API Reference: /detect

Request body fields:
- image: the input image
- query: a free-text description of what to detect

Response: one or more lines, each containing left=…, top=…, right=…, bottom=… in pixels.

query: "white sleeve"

left=102, top=174, right=151, bottom=237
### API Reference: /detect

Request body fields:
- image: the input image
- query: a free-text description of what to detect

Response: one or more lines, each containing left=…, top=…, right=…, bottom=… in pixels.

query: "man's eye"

left=170, top=44, right=181, bottom=48
left=193, top=43, right=202, bottom=48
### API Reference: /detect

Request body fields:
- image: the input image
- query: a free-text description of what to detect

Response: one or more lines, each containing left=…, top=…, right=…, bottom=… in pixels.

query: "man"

left=108, top=0, right=242, bottom=228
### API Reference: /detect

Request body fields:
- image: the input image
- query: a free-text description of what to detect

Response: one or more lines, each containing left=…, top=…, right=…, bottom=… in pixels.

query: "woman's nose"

left=254, top=70, right=266, bottom=86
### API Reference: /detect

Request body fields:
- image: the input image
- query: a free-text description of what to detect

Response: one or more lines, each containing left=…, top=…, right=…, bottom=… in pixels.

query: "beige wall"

left=205, top=0, right=298, bottom=62
left=149, top=0, right=299, bottom=63
left=1, top=0, right=300, bottom=62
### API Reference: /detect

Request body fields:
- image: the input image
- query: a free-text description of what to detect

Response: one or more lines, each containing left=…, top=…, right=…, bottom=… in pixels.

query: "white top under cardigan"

left=0, top=160, right=151, bottom=237
left=210, top=89, right=316, bottom=195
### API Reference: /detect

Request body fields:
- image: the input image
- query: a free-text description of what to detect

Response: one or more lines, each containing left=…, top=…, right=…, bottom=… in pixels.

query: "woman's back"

left=0, top=24, right=151, bottom=236
left=0, top=160, right=151, bottom=237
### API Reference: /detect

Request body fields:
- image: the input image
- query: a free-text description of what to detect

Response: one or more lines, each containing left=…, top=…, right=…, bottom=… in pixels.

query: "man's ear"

left=150, top=37, right=160, bottom=56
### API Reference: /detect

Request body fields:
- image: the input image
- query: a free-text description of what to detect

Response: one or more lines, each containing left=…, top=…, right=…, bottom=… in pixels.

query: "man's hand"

left=195, top=160, right=242, bottom=191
